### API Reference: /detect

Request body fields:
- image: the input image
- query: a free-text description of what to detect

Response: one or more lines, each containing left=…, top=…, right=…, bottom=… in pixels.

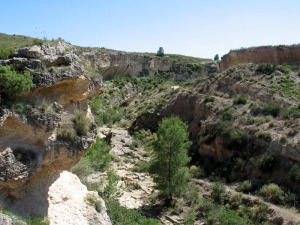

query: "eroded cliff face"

left=220, top=45, right=300, bottom=70
left=81, top=49, right=218, bottom=80
left=0, top=41, right=106, bottom=221
left=132, top=66, right=300, bottom=193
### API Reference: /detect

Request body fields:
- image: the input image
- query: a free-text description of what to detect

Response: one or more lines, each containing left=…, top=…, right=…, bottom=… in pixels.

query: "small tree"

left=156, top=47, right=165, bottom=57
left=214, top=54, right=219, bottom=61
left=149, top=116, right=192, bottom=202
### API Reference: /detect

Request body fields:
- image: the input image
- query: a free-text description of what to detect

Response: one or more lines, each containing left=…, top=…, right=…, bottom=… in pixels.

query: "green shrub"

left=259, top=183, right=286, bottom=204
left=236, top=180, right=252, bottom=193
left=256, top=131, right=272, bottom=142
left=97, top=107, right=124, bottom=126
left=105, top=198, right=160, bottom=225
left=73, top=111, right=92, bottom=136
left=276, top=65, right=291, bottom=74
left=184, top=184, right=201, bottom=206
left=132, top=160, right=149, bottom=173
left=233, top=96, right=247, bottom=105
left=0, top=66, right=33, bottom=100
left=27, top=217, right=49, bottom=225
left=257, top=152, right=278, bottom=172
left=84, top=138, right=112, bottom=172
left=70, top=157, right=94, bottom=179
left=71, top=138, right=112, bottom=178
left=250, top=203, right=269, bottom=223
left=189, top=165, right=204, bottom=178
left=198, top=197, right=216, bottom=217
left=256, top=63, right=276, bottom=75
left=204, top=95, right=215, bottom=103
left=229, top=193, right=243, bottom=210
left=100, top=170, right=120, bottom=199
left=226, top=130, right=248, bottom=147
left=183, top=207, right=196, bottom=225
left=282, top=106, right=300, bottom=119
left=290, top=164, right=300, bottom=182
left=252, top=103, right=282, bottom=117
left=211, top=182, right=226, bottom=204
left=206, top=208, right=253, bottom=225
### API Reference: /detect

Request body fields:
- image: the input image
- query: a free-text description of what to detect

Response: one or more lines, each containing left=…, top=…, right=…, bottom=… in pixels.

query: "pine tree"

left=214, top=54, right=219, bottom=61
left=149, top=116, right=192, bottom=202
left=156, top=47, right=165, bottom=57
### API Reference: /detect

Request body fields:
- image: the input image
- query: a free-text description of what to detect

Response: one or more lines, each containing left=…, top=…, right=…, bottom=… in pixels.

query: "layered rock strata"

left=221, top=45, right=300, bottom=70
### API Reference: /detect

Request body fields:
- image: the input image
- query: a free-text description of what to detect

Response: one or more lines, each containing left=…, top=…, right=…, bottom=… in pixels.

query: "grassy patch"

left=0, top=33, right=44, bottom=59
left=70, top=138, right=112, bottom=178
left=105, top=198, right=160, bottom=225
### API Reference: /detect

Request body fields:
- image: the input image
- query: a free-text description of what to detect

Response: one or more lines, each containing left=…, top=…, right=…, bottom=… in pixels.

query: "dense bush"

left=251, top=103, right=282, bottom=117
left=256, top=63, right=276, bottom=75
left=290, top=164, right=300, bottom=182
left=256, top=63, right=290, bottom=75
left=0, top=66, right=33, bottom=99
left=259, top=183, right=286, bottom=204
left=233, top=96, right=247, bottom=105
left=211, top=182, right=227, bottom=204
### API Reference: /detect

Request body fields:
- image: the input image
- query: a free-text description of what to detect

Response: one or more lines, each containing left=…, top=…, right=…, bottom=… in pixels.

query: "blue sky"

left=1, top=0, right=300, bottom=58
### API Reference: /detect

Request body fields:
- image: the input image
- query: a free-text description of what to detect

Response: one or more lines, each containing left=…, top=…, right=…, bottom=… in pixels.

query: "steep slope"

left=0, top=40, right=110, bottom=224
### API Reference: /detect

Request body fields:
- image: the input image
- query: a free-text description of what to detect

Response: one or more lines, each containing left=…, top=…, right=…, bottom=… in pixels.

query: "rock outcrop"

left=48, top=171, right=111, bottom=225
left=0, top=41, right=104, bottom=221
left=80, top=49, right=218, bottom=80
left=220, top=45, right=300, bottom=70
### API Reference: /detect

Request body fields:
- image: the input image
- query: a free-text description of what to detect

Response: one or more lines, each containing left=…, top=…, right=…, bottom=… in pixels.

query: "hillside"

left=0, top=33, right=300, bottom=224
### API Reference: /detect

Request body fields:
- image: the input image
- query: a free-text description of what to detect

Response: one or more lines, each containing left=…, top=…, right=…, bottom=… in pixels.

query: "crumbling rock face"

left=81, top=49, right=218, bottom=80
left=0, top=41, right=103, bottom=219
left=132, top=92, right=300, bottom=192
left=220, top=45, right=300, bottom=70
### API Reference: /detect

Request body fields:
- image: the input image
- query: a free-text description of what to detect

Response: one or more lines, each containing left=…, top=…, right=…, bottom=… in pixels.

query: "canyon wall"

left=81, top=49, right=218, bottom=80
left=0, top=42, right=111, bottom=224
left=220, top=45, right=300, bottom=70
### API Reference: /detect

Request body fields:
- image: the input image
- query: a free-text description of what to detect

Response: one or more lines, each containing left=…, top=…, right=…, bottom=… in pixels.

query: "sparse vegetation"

left=73, top=111, right=92, bottom=136
left=0, top=33, right=44, bottom=59
left=236, top=180, right=253, bottom=193
left=86, top=193, right=102, bottom=212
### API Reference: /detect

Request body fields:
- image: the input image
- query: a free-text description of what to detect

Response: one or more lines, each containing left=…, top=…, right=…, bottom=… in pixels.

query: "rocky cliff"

left=80, top=48, right=218, bottom=80
left=131, top=64, right=300, bottom=193
left=0, top=41, right=111, bottom=224
left=220, top=45, right=300, bottom=70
